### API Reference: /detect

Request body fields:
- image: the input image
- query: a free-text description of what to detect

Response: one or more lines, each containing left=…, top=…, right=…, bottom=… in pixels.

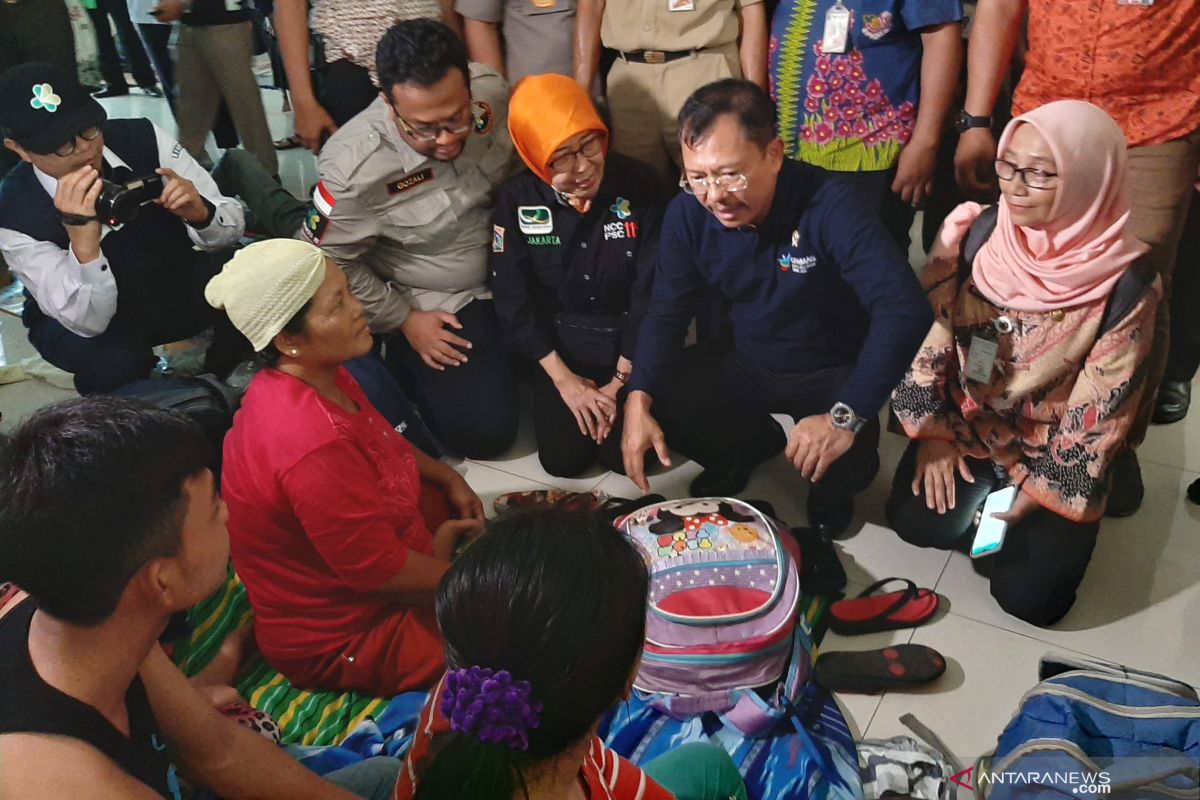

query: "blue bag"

left=982, top=655, right=1200, bottom=800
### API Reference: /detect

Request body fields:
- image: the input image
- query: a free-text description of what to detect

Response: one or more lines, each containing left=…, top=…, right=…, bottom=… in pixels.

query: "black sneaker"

left=790, top=526, right=847, bottom=597
left=1152, top=380, right=1191, bottom=425
left=92, top=85, right=130, bottom=98
left=807, top=495, right=855, bottom=539
left=1105, top=447, right=1144, bottom=517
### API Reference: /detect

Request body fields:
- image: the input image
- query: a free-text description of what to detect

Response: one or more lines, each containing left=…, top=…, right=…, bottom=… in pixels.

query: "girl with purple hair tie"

left=393, top=508, right=748, bottom=800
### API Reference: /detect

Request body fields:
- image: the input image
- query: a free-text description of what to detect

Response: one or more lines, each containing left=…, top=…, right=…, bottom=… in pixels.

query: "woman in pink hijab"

left=887, top=100, right=1160, bottom=627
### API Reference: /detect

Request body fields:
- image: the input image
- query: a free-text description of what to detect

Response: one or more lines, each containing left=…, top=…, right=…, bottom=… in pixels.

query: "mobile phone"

left=970, top=486, right=1017, bottom=559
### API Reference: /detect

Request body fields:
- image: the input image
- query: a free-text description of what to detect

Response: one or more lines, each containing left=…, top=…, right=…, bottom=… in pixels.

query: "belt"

left=618, top=48, right=702, bottom=65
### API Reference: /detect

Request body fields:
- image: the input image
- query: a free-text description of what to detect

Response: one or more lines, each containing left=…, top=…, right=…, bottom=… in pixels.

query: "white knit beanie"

left=205, top=239, right=327, bottom=352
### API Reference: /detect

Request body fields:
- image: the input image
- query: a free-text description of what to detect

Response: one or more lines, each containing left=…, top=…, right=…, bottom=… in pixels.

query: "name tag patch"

left=387, top=168, right=433, bottom=195
left=526, top=234, right=562, bottom=246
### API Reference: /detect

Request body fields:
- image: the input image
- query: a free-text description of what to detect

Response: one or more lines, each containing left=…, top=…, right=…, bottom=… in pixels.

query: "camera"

left=96, top=173, right=165, bottom=226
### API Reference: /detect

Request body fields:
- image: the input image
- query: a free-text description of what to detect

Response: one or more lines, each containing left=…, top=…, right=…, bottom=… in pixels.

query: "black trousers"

left=384, top=299, right=520, bottom=460
left=1164, top=191, right=1200, bottom=383
left=89, top=0, right=157, bottom=89
left=24, top=250, right=249, bottom=394
left=653, top=344, right=881, bottom=507
left=816, top=165, right=917, bottom=256
left=531, top=356, right=625, bottom=478
left=315, top=59, right=378, bottom=127
left=885, top=441, right=1099, bottom=627
left=0, top=0, right=76, bottom=177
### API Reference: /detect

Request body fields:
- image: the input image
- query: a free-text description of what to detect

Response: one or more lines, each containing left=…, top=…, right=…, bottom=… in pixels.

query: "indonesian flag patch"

left=312, top=181, right=336, bottom=216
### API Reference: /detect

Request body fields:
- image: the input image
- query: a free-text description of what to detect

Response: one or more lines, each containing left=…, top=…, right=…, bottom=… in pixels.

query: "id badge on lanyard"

left=964, top=315, right=1014, bottom=383
left=822, top=0, right=852, bottom=53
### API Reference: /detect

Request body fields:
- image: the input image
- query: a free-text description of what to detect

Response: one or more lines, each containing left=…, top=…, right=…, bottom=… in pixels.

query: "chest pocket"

left=521, top=0, right=575, bottom=16
left=386, top=189, right=453, bottom=246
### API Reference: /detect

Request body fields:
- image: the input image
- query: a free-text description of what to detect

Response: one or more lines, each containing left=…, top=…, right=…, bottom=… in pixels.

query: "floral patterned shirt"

left=891, top=217, right=1159, bottom=522
left=769, top=0, right=962, bottom=170
left=1013, top=0, right=1200, bottom=148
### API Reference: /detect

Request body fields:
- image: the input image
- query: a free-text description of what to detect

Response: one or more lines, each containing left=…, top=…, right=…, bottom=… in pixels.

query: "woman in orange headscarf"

left=489, top=74, right=664, bottom=478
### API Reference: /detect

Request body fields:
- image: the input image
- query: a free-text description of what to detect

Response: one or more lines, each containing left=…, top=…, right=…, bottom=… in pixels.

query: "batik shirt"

left=769, top=0, right=961, bottom=170
left=891, top=212, right=1159, bottom=522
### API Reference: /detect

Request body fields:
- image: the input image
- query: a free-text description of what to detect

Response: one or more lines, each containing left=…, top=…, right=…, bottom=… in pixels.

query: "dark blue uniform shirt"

left=630, top=159, right=933, bottom=419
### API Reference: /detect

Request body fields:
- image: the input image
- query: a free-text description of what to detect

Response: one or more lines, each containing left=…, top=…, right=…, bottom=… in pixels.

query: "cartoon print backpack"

left=616, top=497, right=810, bottom=738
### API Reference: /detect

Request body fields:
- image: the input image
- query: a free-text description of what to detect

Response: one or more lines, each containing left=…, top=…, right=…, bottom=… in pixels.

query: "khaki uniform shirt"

left=304, top=64, right=515, bottom=332
left=455, top=0, right=575, bottom=83
left=599, top=0, right=758, bottom=53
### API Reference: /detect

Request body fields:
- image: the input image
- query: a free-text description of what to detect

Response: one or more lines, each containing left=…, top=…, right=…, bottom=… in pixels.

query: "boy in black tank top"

left=0, top=399, right=396, bottom=799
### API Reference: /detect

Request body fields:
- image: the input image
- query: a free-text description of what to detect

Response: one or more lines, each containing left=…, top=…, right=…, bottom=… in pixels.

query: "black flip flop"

left=814, top=644, right=947, bottom=694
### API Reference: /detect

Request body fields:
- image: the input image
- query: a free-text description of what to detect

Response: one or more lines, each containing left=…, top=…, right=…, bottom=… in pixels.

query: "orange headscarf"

left=507, top=74, right=608, bottom=187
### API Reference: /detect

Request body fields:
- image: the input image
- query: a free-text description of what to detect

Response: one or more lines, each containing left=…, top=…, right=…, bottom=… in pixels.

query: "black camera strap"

left=58, top=212, right=99, bottom=226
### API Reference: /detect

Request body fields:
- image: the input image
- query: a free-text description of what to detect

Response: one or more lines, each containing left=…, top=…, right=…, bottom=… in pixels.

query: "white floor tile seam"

left=931, top=606, right=1111, bottom=663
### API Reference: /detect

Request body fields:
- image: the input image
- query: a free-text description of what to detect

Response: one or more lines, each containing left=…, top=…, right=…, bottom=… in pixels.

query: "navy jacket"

left=630, top=159, right=933, bottom=419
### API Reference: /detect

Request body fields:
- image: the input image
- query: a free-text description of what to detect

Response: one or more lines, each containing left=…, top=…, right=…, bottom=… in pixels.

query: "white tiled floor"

left=2, top=89, right=1198, bottom=776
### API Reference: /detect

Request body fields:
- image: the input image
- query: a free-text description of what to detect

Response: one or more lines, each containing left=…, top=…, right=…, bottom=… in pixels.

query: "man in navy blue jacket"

left=622, top=80, right=933, bottom=536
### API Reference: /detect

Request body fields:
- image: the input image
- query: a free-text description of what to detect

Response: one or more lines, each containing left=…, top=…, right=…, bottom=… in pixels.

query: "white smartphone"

left=971, top=486, right=1017, bottom=559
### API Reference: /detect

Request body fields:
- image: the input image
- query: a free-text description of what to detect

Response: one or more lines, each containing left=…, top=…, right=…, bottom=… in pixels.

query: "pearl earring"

left=291, top=349, right=299, bottom=356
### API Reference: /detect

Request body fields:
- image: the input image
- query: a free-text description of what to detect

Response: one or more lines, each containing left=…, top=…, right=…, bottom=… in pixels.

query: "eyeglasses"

left=994, top=159, right=1058, bottom=190
left=54, top=127, right=102, bottom=158
left=679, top=173, right=749, bottom=197
left=392, top=100, right=483, bottom=143
left=548, top=134, right=604, bottom=173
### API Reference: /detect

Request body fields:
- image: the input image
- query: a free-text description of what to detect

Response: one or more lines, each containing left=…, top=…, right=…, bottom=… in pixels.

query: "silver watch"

left=829, top=402, right=866, bottom=433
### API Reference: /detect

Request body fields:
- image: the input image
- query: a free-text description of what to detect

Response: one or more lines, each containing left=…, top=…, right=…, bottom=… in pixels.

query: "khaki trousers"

left=607, top=43, right=740, bottom=184
left=176, top=22, right=278, bottom=176
left=1125, top=128, right=1200, bottom=446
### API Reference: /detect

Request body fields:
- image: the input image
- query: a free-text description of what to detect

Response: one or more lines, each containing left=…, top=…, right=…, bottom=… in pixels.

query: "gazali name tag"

left=387, top=168, right=433, bottom=195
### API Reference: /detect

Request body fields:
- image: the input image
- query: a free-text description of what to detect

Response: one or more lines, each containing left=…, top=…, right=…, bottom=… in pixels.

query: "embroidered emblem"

left=302, top=208, right=329, bottom=244
left=473, top=101, right=494, bottom=135
left=518, top=205, right=553, bottom=234
left=861, top=11, right=893, bottom=40
left=778, top=251, right=817, bottom=274
left=610, top=196, right=632, bottom=220
left=603, top=221, right=639, bottom=240
left=30, top=83, right=61, bottom=113
left=525, top=234, right=562, bottom=246
left=492, top=224, right=505, bottom=253
left=387, top=168, right=433, bottom=195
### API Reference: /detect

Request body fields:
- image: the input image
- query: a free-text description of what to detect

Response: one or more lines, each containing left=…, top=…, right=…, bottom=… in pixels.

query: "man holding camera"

left=0, top=62, right=246, bottom=394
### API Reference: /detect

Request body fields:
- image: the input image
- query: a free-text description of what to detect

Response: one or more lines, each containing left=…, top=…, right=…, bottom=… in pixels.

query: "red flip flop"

left=814, top=644, right=947, bottom=693
left=828, top=578, right=939, bottom=635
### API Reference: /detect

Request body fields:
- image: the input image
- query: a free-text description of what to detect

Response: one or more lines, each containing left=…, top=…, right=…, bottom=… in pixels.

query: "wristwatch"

left=955, top=109, right=992, bottom=134
left=829, top=402, right=866, bottom=433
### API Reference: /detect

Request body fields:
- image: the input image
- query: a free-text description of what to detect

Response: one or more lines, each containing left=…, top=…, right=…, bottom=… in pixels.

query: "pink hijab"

left=967, top=100, right=1148, bottom=312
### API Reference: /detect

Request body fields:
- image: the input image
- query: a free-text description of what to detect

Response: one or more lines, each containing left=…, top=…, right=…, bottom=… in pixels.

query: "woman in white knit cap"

left=206, top=239, right=485, bottom=696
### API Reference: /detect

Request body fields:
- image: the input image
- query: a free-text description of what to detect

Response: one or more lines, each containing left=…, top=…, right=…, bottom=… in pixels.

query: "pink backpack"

left=616, top=498, right=812, bottom=738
